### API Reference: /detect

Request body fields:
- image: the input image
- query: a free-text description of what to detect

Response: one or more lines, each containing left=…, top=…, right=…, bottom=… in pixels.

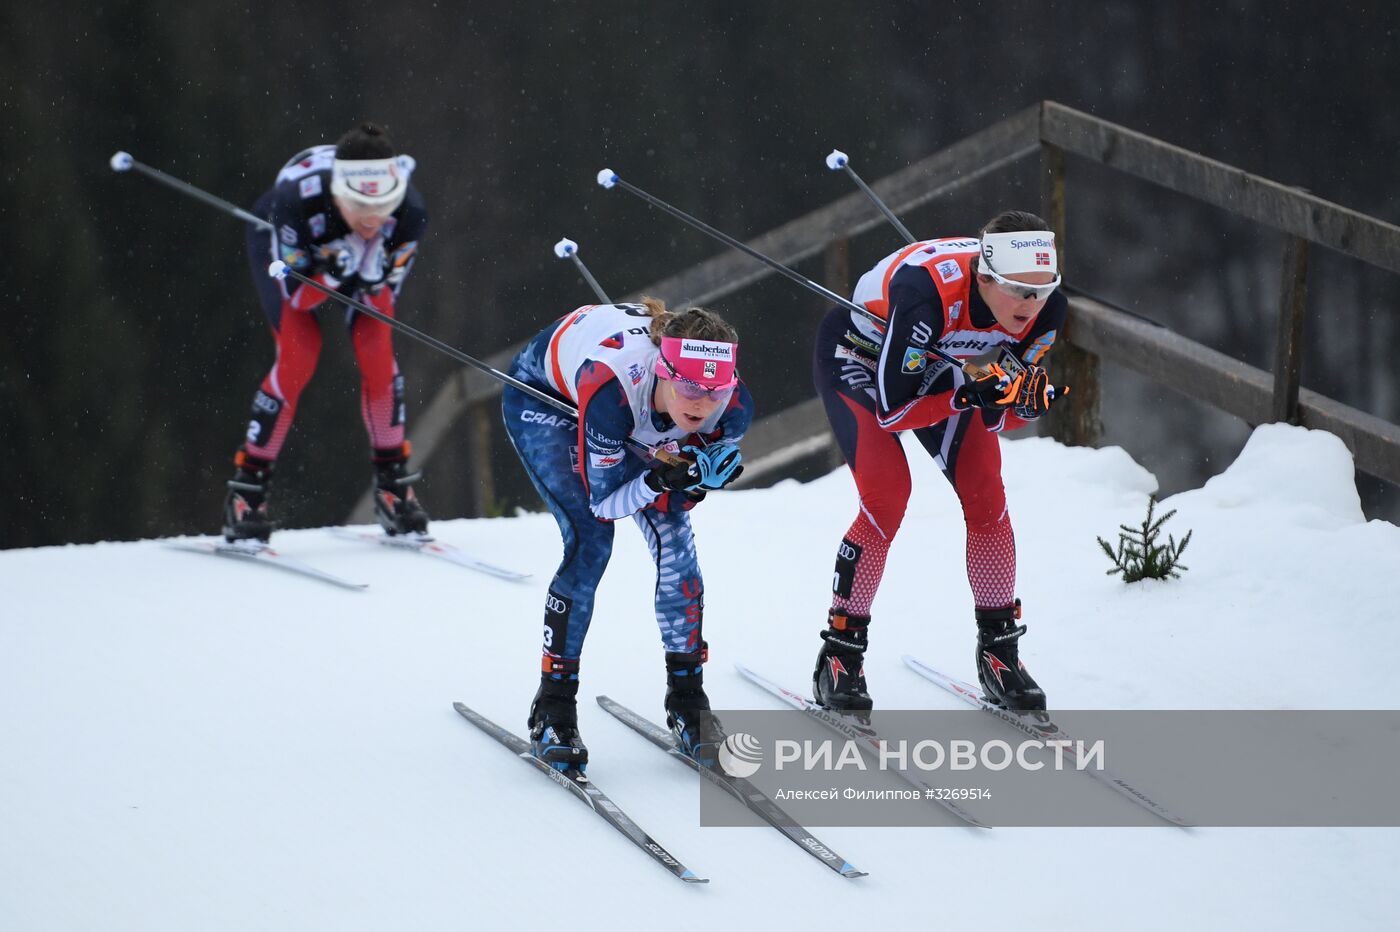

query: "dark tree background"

left=3, top=1, right=1398, bottom=549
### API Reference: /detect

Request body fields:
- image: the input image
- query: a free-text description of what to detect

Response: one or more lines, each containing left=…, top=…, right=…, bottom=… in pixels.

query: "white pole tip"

left=825, top=150, right=849, bottom=171
left=596, top=169, right=618, bottom=189
left=267, top=260, right=289, bottom=280
left=553, top=238, right=578, bottom=259
left=110, top=151, right=134, bottom=172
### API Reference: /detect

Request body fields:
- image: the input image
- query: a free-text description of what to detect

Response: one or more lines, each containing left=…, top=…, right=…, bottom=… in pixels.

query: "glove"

left=1012, top=366, right=1066, bottom=419
left=685, top=442, right=743, bottom=490
left=385, top=243, right=416, bottom=288
left=328, top=235, right=386, bottom=285
left=644, top=443, right=744, bottom=494
left=645, top=456, right=702, bottom=494
left=328, top=236, right=367, bottom=281
left=648, top=487, right=707, bottom=513
left=953, top=363, right=1024, bottom=411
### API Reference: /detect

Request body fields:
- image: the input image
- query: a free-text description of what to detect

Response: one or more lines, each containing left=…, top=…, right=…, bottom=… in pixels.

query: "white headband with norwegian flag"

left=979, top=231, right=1058, bottom=276
left=331, top=156, right=412, bottom=212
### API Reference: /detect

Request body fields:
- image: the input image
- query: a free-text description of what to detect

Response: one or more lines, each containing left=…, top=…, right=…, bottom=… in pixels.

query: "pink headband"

left=654, top=336, right=739, bottom=389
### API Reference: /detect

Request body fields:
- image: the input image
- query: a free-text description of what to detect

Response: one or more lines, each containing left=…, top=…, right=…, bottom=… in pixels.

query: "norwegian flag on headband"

left=1035, top=252, right=1051, bottom=266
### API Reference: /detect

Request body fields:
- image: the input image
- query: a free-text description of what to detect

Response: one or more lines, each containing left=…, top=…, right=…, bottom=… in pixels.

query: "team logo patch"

left=947, top=300, right=963, bottom=322
left=703, top=360, right=717, bottom=379
left=902, top=347, right=927, bottom=373
left=626, top=362, right=645, bottom=385
left=600, top=331, right=624, bottom=350
left=299, top=175, right=322, bottom=199
left=278, top=224, right=297, bottom=245
left=308, top=213, right=326, bottom=238
left=935, top=259, right=963, bottom=284
left=589, top=450, right=624, bottom=469
left=1036, top=251, right=1052, bottom=266
left=278, top=246, right=308, bottom=268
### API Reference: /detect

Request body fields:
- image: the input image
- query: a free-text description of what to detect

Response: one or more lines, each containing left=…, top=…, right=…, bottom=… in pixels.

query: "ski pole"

left=553, top=238, right=613, bottom=304
left=109, top=151, right=274, bottom=232
left=265, top=261, right=682, bottom=465
left=595, top=168, right=968, bottom=373
left=824, top=150, right=917, bottom=245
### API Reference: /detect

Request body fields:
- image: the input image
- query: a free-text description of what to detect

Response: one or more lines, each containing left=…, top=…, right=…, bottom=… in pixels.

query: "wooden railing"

left=349, top=101, right=1400, bottom=520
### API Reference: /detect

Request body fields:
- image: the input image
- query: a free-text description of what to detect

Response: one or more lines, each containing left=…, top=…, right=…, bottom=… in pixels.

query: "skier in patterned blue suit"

left=503, top=298, right=753, bottom=771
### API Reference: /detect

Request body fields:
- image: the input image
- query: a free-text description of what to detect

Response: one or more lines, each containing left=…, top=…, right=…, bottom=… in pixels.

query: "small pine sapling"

left=1098, top=497, right=1192, bottom=582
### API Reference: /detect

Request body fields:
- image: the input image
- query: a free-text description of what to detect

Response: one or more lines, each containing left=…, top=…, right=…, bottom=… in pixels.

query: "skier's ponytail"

left=642, top=296, right=739, bottom=346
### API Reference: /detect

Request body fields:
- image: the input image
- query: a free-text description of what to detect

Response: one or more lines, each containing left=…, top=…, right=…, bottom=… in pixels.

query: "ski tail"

left=452, top=702, right=707, bottom=883
left=163, top=538, right=367, bottom=590
left=900, top=655, right=1192, bottom=828
left=733, top=663, right=992, bottom=830
left=328, top=528, right=530, bottom=580
left=596, top=695, right=867, bottom=879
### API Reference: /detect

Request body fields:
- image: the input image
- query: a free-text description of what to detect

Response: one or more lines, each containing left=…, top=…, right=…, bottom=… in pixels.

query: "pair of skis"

left=740, top=659, right=1188, bottom=829
left=163, top=528, right=528, bottom=589
left=453, top=698, right=868, bottom=885
left=454, top=656, right=1188, bottom=883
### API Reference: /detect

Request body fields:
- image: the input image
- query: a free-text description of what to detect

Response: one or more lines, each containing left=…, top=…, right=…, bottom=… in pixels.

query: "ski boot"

left=372, top=443, right=430, bottom=536
left=813, top=611, right=873, bottom=712
left=528, top=656, right=588, bottom=774
left=664, top=644, right=725, bottom=766
left=222, top=451, right=274, bottom=544
left=975, top=599, right=1046, bottom=712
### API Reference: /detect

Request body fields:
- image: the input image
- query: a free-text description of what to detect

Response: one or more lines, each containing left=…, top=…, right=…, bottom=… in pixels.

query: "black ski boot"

left=528, top=657, right=588, bottom=774
left=222, top=452, right=274, bottom=543
left=664, top=645, right=725, bottom=765
left=975, top=599, right=1046, bottom=712
left=813, top=611, right=873, bottom=712
left=372, top=444, right=430, bottom=536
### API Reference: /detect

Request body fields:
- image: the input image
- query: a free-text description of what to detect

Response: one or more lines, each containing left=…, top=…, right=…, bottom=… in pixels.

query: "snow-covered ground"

left=3, top=423, right=1398, bottom=930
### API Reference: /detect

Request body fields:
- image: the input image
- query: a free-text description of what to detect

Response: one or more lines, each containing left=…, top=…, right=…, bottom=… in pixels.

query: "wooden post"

left=1271, top=234, right=1310, bottom=424
left=1040, top=141, right=1102, bottom=447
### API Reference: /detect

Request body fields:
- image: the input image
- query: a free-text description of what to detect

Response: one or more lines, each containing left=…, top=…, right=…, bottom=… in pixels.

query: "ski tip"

left=841, top=866, right=869, bottom=879
left=680, top=870, right=709, bottom=883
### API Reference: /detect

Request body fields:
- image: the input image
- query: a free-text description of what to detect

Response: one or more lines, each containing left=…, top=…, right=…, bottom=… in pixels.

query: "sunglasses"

left=657, top=354, right=737, bottom=401
left=981, top=262, right=1062, bottom=302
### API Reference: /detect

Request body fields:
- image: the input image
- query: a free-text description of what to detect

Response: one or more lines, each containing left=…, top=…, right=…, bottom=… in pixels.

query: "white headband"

left=331, top=156, right=410, bottom=212
left=979, top=231, right=1058, bottom=276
